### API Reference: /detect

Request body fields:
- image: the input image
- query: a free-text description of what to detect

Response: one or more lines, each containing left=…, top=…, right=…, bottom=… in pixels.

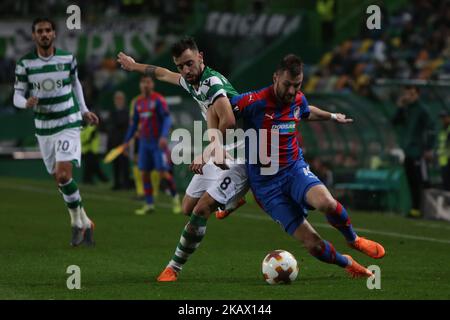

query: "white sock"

left=79, top=207, right=92, bottom=229
left=68, top=207, right=83, bottom=228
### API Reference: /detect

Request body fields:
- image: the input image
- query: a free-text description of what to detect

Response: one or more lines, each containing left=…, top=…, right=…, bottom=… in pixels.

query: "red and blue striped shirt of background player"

left=124, top=92, right=172, bottom=145
left=231, top=85, right=310, bottom=175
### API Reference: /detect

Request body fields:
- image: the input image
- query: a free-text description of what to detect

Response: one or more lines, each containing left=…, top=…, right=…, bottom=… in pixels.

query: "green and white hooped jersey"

left=179, top=66, right=239, bottom=120
left=179, top=66, right=245, bottom=162
left=15, top=49, right=82, bottom=136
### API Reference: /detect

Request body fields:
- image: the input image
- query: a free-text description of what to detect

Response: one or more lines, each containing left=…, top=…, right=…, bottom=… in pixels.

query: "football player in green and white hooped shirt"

left=13, top=18, right=99, bottom=247
left=117, top=37, right=249, bottom=282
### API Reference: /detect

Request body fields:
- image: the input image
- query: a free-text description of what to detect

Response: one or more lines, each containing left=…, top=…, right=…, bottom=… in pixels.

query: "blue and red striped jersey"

left=124, top=92, right=172, bottom=144
left=231, top=85, right=310, bottom=170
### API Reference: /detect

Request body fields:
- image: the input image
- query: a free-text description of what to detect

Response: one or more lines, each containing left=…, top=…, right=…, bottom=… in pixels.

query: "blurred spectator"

left=437, top=110, right=450, bottom=191
left=108, top=91, right=133, bottom=190
left=392, top=85, right=436, bottom=217
left=81, top=125, right=109, bottom=185
left=311, top=158, right=334, bottom=187
left=306, top=0, right=450, bottom=95
left=343, top=154, right=358, bottom=168
left=333, top=152, right=346, bottom=167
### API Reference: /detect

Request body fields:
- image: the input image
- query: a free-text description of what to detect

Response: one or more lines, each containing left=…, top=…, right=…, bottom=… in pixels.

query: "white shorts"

left=36, top=128, right=81, bottom=174
left=185, top=161, right=249, bottom=210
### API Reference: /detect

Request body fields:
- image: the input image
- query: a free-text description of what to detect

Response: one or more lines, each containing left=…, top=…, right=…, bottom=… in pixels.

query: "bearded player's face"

left=32, top=22, right=56, bottom=50
left=273, top=70, right=303, bottom=104
left=173, top=49, right=204, bottom=85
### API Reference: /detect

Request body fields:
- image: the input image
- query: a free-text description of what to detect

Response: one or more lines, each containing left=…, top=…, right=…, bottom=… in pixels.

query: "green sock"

left=167, top=214, right=207, bottom=272
left=58, top=179, right=84, bottom=227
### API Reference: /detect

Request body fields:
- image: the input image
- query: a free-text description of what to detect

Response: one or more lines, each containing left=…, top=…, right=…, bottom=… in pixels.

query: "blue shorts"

left=249, top=160, right=323, bottom=235
left=138, top=143, right=169, bottom=172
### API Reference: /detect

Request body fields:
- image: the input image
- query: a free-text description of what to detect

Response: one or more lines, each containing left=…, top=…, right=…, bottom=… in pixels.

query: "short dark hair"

left=171, top=36, right=199, bottom=58
left=32, top=18, right=56, bottom=32
left=404, top=84, right=420, bottom=93
left=276, top=54, right=303, bottom=77
left=141, top=74, right=154, bottom=81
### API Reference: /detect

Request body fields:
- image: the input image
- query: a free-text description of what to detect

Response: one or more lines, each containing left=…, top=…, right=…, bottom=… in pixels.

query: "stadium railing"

left=334, top=167, right=411, bottom=214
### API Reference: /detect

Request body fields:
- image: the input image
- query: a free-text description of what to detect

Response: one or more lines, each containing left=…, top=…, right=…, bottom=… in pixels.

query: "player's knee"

left=192, top=202, right=212, bottom=218
left=306, top=239, right=324, bottom=257
left=300, top=232, right=323, bottom=256
left=317, top=195, right=337, bottom=214
left=182, top=202, right=193, bottom=216
left=182, top=196, right=196, bottom=216
left=55, top=170, right=70, bottom=185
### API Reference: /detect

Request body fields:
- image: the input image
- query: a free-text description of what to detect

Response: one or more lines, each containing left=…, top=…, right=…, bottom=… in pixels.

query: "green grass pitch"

left=1, top=177, right=450, bottom=300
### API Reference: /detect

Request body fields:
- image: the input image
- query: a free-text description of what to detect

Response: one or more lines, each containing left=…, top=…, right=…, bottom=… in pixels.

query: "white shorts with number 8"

left=185, top=160, right=249, bottom=210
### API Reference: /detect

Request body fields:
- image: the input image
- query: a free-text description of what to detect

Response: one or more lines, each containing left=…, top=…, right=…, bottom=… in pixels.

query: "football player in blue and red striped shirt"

left=231, top=54, right=385, bottom=278
left=124, top=75, right=180, bottom=215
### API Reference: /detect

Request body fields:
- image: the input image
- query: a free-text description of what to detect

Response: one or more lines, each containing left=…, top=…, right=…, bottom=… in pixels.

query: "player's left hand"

left=190, top=154, right=206, bottom=174
left=159, top=137, right=168, bottom=150
left=83, top=112, right=99, bottom=126
left=334, top=113, right=353, bottom=124
left=117, top=52, right=136, bottom=71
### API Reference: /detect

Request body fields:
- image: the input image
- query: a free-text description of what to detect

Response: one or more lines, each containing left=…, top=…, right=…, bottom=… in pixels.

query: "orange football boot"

left=215, top=198, right=246, bottom=220
left=343, top=255, right=374, bottom=278
left=349, top=236, right=385, bottom=259
left=157, top=267, right=178, bottom=282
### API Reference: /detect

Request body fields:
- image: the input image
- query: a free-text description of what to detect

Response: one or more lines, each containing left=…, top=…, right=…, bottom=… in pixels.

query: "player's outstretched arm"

left=307, top=105, right=353, bottom=124
left=117, top=52, right=181, bottom=86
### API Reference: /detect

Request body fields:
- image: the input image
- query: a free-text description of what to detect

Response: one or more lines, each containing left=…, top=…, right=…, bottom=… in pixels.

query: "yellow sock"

left=133, top=165, right=144, bottom=197
left=151, top=170, right=160, bottom=198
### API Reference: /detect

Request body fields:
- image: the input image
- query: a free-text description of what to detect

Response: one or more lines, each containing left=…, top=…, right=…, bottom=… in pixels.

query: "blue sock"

left=326, top=202, right=357, bottom=243
left=143, top=176, right=154, bottom=205
left=312, top=240, right=349, bottom=268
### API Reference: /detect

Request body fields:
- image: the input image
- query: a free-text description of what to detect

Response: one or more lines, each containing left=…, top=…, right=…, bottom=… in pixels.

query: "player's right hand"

left=190, top=154, right=206, bottom=174
left=212, top=145, right=230, bottom=170
left=83, top=111, right=100, bottom=125
left=26, top=96, right=38, bottom=108
left=117, top=52, right=135, bottom=71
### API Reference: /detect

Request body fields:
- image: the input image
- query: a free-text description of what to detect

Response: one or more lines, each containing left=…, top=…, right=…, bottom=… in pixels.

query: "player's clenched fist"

left=83, top=111, right=99, bottom=125
left=26, top=96, right=39, bottom=108
left=117, top=52, right=136, bottom=71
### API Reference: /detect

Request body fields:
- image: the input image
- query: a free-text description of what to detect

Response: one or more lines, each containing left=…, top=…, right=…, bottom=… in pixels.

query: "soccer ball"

left=262, top=250, right=299, bottom=284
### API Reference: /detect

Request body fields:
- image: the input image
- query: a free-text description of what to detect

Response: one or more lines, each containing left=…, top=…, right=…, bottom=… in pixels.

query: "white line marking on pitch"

left=237, top=213, right=450, bottom=245
left=3, top=183, right=450, bottom=245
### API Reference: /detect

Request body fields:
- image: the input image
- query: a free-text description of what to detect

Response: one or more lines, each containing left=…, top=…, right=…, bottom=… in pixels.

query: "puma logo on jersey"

left=264, top=113, right=275, bottom=119
left=248, top=94, right=254, bottom=102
